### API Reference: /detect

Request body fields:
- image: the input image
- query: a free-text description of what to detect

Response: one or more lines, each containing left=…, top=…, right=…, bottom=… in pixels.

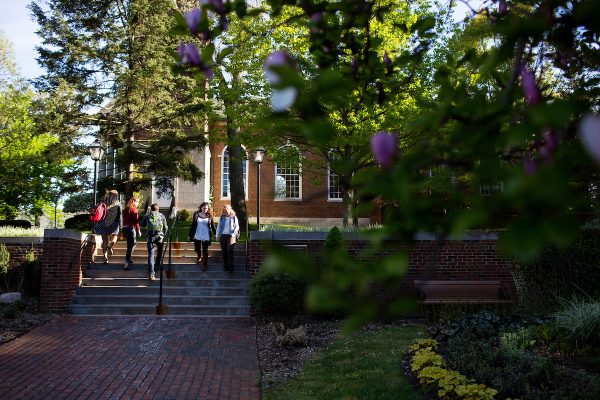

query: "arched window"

left=327, top=151, right=342, bottom=201
left=221, top=146, right=248, bottom=199
left=275, top=145, right=301, bottom=200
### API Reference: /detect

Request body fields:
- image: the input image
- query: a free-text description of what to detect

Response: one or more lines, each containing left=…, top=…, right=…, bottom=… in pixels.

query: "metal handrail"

left=156, top=214, right=179, bottom=315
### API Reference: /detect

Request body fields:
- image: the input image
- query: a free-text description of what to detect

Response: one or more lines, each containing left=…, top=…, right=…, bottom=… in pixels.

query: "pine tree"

left=30, top=0, right=209, bottom=198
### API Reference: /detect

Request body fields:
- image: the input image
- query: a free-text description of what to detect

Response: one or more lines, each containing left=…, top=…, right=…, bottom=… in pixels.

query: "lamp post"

left=89, top=140, right=104, bottom=206
left=252, top=147, right=265, bottom=228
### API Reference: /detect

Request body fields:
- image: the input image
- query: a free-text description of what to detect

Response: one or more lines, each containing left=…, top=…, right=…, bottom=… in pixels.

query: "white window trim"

left=220, top=146, right=249, bottom=200
left=327, top=152, right=343, bottom=202
left=274, top=145, right=302, bottom=201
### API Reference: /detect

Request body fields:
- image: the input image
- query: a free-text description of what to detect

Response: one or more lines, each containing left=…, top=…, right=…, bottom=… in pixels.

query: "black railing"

left=156, top=214, right=179, bottom=315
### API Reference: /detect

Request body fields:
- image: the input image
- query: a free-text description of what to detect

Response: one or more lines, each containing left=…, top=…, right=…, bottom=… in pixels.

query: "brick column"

left=39, top=230, right=97, bottom=313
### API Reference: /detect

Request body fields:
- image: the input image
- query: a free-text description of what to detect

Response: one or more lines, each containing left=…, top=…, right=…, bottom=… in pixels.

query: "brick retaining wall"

left=39, top=230, right=97, bottom=313
left=249, top=231, right=516, bottom=299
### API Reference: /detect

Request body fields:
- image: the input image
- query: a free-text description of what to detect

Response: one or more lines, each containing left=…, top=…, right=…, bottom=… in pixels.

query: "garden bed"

left=0, top=296, right=57, bottom=345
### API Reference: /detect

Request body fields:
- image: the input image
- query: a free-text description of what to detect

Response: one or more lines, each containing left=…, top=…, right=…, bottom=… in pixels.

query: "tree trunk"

left=226, top=114, right=248, bottom=230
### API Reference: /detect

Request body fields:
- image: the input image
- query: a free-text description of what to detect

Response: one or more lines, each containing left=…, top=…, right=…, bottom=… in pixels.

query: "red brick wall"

left=209, top=142, right=346, bottom=219
left=0, top=238, right=43, bottom=290
left=248, top=232, right=516, bottom=299
left=39, top=230, right=96, bottom=313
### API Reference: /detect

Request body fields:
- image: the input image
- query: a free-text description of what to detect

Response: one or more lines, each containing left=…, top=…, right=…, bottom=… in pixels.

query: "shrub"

left=446, top=334, right=600, bottom=399
left=64, top=214, right=93, bottom=231
left=178, top=208, right=191, bottom=222
left=408, top=338, right=498, bottom=400
left=553, top=298, right=600, bottom=347
left=62, top=193, right=93, bottom=213
left=323, top=226, right=344, bottom=256
left=0, top=243, right=9, bottom=276
left=2, top=300, right=25, bottom=319
left=0, top=220, right=32, bottom=229
left=514, top=229, right=600, bottom=313
left=249, top=270, right=308, bottom=315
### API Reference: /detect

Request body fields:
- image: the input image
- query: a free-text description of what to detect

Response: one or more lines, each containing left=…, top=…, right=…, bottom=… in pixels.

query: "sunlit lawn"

left=263, top=325, right=425, bottom=400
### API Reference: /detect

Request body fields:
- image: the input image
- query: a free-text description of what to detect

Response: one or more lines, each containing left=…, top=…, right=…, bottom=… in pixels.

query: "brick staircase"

left=70, top=241, right=249, bottom=317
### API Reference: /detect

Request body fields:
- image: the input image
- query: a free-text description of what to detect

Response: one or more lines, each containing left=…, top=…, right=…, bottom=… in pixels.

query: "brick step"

left=93, top=254, right=246, bottom=264
left=76, top=286, right=248, bottom=296
left=72, top=295, right=248, bottom=307
left=96, top=248, right=245, bottom=257
left=103, top=242, right=244, bottom=250
left=87, top=263, right=246, bottom=273
left=70, top=304, right=250, bottom=316
left=85, top=269, right=249, bottom=279
left=81, top=277, right=248, bottom=288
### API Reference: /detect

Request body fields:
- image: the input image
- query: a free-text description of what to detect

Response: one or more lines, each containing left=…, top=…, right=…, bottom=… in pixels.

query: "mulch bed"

left=0, top=296, right=57, bottom=346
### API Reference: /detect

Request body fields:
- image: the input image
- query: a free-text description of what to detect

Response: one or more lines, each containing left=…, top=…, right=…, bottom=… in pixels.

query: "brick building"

left=98, top=137, right=371, bottom=226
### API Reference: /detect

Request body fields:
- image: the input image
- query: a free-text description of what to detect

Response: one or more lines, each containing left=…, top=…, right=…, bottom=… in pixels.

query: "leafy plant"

left=64, top=214, right=93, bottom=231
left=0, top=243, right=10, bottom=292
left=0, top=227, right=43, bottom=237
left=177, top=208, right=191, bottom=222
left=553, top=298, right=600, bottom=347
left=249, top=270, right=308, bottom=315
left=514, top=230, right=600, bottom=313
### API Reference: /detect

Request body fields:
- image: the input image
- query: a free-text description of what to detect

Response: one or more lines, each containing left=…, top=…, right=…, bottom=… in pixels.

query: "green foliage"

left=428, top=311, right=547, bottom=342
left=0, top=243, right=9, bottom=276
left=409, top=339, right=498, bottom=400
left=553, top=298, right=600, bottom=347
left=2, top=300, right=26, bottom=319
left=64, top=214, right=93, bottom=232
left=63, top=193, right=93, bottom=213
left=446, top=335, right=600, bottom=400
left=0, top=227, right=43, bottom=237
left=177, top=208, right=191, bottom=222
left=514, top=229, right=600, bottom=313
left=0, top=220, right=32, bottom=229
left=323, top=226, right=344, bottom=257
left=249, top=269, right=308, bottom=315
left=263, top=326, right=424, bottom=400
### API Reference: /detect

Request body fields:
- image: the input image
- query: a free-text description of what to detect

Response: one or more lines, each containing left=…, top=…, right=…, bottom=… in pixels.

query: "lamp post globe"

left=89, top=140, right=104, bottom=206
left=252, top=147, right=265, bottom=229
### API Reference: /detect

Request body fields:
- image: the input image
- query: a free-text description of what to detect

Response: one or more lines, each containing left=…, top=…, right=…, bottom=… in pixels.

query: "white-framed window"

left=275, top=145, right=301, bottom=200
left=327, top=151, right=343, bottom=201
left=221, top=146, right=248, bottom=199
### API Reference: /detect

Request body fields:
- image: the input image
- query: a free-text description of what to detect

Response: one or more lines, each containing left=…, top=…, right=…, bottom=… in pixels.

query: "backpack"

left=147, top=212, right=164, bottom=233
left=89, top=202, right=107, bottom=223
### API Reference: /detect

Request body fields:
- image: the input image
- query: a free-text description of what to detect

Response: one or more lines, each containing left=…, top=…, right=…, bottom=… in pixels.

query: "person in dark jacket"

left=215, top=204, right=240, bottom=273
left=121, top=196, right=142, bottom=270
left=188, top=202, right=216, bottom=272
left=93, top=189, right=122, bottom=264
left=140, top=203, right=167, bottom=281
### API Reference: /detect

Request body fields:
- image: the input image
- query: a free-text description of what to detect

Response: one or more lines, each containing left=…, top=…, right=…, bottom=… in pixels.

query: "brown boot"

left=200, top=256, right=207, bottom=272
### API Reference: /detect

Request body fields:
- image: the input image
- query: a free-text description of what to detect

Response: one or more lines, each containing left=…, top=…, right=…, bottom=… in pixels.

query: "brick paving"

left=0, top=316, right=260, bottom=400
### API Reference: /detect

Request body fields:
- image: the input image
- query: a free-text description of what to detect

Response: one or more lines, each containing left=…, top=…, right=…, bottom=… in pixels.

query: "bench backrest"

left=414, top=280, right=502, bottom=300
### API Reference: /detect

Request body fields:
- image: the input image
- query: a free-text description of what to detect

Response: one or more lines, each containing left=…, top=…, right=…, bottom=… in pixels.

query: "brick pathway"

left=0, top=316, right=260, bottom=400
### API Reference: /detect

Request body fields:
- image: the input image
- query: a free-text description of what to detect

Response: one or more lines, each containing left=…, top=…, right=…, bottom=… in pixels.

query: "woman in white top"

left=215, top=204, right=240, bottom=273
left=188, top=202, right=216, bottom=271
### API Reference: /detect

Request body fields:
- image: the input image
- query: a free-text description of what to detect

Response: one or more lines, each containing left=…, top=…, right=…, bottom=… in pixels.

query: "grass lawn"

left=263, top=325, right=425, bottom=400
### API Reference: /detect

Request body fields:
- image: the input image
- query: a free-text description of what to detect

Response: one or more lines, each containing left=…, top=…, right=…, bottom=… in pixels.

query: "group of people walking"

left=93, top=190, right=240, bottom=280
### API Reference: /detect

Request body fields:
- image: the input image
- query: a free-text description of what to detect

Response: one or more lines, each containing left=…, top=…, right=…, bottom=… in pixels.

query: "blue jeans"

left=123, top=226, right=136, bottom=262
left=146, top=231, right=164, bottom=275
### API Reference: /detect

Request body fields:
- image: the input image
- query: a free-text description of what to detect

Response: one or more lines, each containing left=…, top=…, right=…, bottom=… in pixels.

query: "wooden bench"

left=414, top=280, right=513, bottom=304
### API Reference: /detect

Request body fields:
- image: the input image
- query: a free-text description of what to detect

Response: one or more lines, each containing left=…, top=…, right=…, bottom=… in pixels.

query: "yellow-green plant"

left=409, top=339, right=500, bottom=400
left=0, top=243, right=10, bottom=291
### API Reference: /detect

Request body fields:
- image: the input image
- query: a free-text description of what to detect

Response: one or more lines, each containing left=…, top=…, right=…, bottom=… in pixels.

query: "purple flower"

left=524, top=155, right=536, bottom=175
left=370, top=131, right=398, bottom=168
left=520, top=67, right=540, bottom=105
left=498, top=0, right=507, bottom=15
left=184, top=9, right=201, bottom=34
left=178, top=42, right=201, bottom=66
left=310, top=12, right=323, bottom=23
left=383, top=52, right=392, bottom=74
left=263, top=51, right=294, bottom=85
left=201, top=0, right=224, bottom=15
left=178, top=42, right=213, bottom=80
left=580, top=113, right=600, bottom=164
